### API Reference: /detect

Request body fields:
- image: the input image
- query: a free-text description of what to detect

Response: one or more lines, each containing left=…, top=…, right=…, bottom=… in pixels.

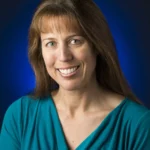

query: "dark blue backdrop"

left=0, top=0, right=150, bottom=128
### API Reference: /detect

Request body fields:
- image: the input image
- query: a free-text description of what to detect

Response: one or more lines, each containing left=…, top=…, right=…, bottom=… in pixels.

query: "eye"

left=45, top=41, right=56, bottom=47
left=70, top=39, right=81, bottom=45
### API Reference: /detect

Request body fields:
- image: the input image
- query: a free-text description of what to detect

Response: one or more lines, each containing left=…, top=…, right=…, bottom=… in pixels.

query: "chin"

left=59, top=82, right=83, bottom=91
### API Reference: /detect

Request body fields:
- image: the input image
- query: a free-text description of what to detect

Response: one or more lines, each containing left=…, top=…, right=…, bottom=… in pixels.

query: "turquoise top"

left=0, top=96, right=150, bottom=150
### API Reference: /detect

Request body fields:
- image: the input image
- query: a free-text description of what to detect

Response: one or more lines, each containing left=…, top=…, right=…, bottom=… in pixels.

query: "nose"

left=58, top=43, right=73, bottom=62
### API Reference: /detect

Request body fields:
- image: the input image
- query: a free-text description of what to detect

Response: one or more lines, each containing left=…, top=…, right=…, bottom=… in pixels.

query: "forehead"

left=39, top=15, right=83, bottom=35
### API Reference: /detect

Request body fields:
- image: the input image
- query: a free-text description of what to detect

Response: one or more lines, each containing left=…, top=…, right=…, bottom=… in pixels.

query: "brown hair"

left=28, top=0, right=141, bottom=103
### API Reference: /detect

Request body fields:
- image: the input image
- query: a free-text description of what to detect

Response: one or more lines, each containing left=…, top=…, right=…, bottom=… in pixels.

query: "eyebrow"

left=41, top=34, right=83, bottom=42
left=42, top=38, right=56, bottom=42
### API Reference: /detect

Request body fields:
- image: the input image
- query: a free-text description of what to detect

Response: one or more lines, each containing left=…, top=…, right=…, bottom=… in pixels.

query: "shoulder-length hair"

left=28, top=0, right=141, bottom=103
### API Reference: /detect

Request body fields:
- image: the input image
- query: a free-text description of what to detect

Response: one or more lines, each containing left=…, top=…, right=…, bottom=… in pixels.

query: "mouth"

left=57, top=65, right=80, bottom=77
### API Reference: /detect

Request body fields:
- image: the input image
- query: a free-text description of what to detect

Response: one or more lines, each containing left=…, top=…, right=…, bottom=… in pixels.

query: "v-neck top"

left=0, top=96, right=150, bottom=150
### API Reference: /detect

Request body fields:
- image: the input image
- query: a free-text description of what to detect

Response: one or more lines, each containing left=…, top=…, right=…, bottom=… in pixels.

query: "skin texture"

left=41, top=16, right=97, bottom=92
left=40, top=16, right=124, bottom=149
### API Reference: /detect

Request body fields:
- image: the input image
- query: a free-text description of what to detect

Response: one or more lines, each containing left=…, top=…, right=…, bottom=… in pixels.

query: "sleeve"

left=0, top=100, right=22, bottom=150
left=131, top=110, right=150, bottom=150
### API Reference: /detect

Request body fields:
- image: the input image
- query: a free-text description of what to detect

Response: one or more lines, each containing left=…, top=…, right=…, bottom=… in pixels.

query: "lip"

left=57, top=65, right=80, bottom=77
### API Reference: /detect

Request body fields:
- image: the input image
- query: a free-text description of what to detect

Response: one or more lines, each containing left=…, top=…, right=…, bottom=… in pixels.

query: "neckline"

left=49, top=96, right=128, bottom=150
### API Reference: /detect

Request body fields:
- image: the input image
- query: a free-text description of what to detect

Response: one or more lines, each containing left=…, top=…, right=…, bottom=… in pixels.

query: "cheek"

left=83, top=52, right=97, bottom=72
left=42, top=51, right=55, bottom=67
left=76, top=48, right=96, bottom=64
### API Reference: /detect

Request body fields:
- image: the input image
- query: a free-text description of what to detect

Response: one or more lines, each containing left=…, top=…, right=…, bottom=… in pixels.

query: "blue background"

left=0, top=0, right=150, bottom=128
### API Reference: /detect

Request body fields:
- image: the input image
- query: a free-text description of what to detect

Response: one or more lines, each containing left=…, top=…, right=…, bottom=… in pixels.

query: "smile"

left=58, top=66, right=79, bottom=76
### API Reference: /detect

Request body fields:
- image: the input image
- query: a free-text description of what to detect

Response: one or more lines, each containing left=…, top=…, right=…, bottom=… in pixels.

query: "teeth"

left=59, top=67, right=78, bottom=74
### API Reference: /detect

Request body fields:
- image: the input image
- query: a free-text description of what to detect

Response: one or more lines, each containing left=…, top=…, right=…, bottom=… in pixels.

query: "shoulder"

left=5, top=96, right=40, bottom=114
left=123, top=99, right=150, bottom=149
left=123, top=98, right=150, bottom=128
left=2, top=95, right=51, bottom=125
left=123, top=98, right=150, bottom=120
left=0, top=96, right=49, bottom=148
left=0, top=96, right=39, bottom=147
left=6, top=95, right=52, bottom=110
left=1, top=95, right=51, bottom=135
left=127, top=98, right=150, bottom=125
left=2, top=96, right=37, bottom=123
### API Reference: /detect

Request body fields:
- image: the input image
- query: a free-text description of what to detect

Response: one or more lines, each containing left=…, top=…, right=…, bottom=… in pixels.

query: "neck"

left=52, top=81, right=108, bottom=117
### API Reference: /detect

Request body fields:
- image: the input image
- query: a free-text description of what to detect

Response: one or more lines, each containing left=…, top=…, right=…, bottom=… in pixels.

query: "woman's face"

left=41, top=16, right=97, bottom=91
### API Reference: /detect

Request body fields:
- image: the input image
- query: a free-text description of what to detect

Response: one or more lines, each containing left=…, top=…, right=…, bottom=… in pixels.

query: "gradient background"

left=0, top=0, right=150, bottom=129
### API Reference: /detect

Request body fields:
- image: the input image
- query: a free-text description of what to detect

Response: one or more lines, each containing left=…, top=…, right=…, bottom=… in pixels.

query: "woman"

left=0, top=0, right=150, bottom=149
